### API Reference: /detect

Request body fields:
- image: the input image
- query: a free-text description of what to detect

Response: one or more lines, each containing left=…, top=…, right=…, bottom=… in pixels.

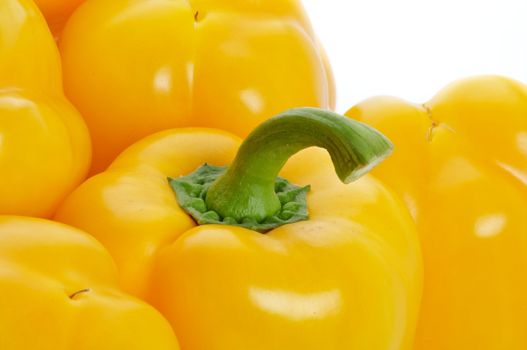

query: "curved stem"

left=205, top=107, right=393, bottom=222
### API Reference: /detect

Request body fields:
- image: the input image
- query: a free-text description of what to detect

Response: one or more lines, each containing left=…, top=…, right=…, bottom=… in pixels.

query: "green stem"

left=204, top=107, right=393, bottom=223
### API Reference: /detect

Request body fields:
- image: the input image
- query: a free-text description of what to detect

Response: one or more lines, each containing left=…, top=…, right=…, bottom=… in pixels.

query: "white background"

left=302, top=0, right=527, bottom=111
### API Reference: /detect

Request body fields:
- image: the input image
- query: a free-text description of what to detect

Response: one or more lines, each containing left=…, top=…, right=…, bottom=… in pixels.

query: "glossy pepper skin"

left=59, top=0, right=335, bottom=173
left=345, top=76, right=527, bottom=350
left=0, top=216, right=179, bottom=349
left=56, top=108, right=422, bottom=349
left=0, top=0, right=90, bottom=217
left=34, top=0, right=84, bottom=37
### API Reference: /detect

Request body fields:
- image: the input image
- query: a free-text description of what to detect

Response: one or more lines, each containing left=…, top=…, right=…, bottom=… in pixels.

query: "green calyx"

left=169, top=164, right=310, bottom=232
left=169, top=107, right=393, bottom=233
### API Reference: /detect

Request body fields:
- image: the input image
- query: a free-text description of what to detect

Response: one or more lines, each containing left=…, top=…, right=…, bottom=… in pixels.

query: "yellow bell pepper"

left=33, top=0, right=84, bottom=37
left=345, top=76, right=527, bottom=350
left=0, top=216, right=179, bottom=349
left=0, top=0, right=90, bottom=217
left=56, top=108, right=422, bottom=349
left=59, top=0, right=335, bottom=173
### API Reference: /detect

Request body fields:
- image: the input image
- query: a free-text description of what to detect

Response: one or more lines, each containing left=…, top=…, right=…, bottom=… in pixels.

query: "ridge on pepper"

left=0, top=0, right=91, bottom=218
